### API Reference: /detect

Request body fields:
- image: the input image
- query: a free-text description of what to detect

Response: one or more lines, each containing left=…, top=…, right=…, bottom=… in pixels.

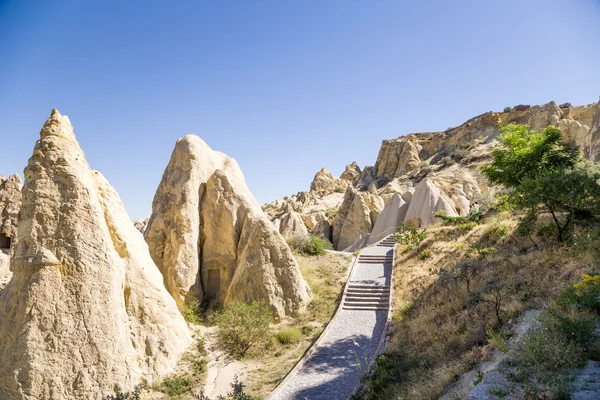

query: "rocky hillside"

left=263, top=100, right=600, bottom=250
left=0, top=174, right=21, bottom=290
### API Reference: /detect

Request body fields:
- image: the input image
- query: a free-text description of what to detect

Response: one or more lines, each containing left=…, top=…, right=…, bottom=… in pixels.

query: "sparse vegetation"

left=287, top=234, right=332, bottom=256
left=210, top=301, right=273, bottom=358
left=157, top=375, right=193, bottom=396
left=503, top=106, right=512, bottom=112
left=104, top=385, right=141, bottom=400
left=358, top=122, right=600, bottom=399
left=276, top=326, right=303, bottom=345
left=182, top=300, right=203, bottom=324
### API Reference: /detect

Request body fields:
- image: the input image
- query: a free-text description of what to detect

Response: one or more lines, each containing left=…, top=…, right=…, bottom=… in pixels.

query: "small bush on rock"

left=210, top=301, right=272, bottom=358
left=287, top=234, right=331, bottom=256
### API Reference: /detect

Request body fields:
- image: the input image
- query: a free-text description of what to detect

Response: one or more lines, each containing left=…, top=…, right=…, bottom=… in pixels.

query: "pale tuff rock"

left=0, top=174, right=21, bottom=241
left=278, top=211, right=309, bottom=238
left=145, top=135, right=310, bottom=317
left=0, top=174, right=21, bottom=290
left=559, top=119, right=591, bottom=156
left=366, top=194, right=408, bottom=245
left=134, top=217, right=149, bottom=234
left=404, top=178, right=458, bottom=226
left=0, top=110, right=191, bottom=399
left=588, top=99, right=600, bottom=162
left=340, top=161, right=361, bottom=181
left=332, top=186, right=384, bottom=250
left=312, top=213, right=333, bottom=242
left=375, top=138, right=422, bottom=179
left=309, top=167, right=347, bottom=196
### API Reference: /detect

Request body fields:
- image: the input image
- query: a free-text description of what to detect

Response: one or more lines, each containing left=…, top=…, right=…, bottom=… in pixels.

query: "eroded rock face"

left=134, top=217, right=149, bottom=234
left=332, top=186, right=384, bottom=250
left=366, top=194, right=408, bottom=245
left=0, top=174, right=21, bottom=290
left=0, top=110, right=191, bottom=399
left=278, top=211, right=309, bottom=238
left=309, top=168, right=347, bottom=196
left=588, top=99, right=600, bottom=162
left=404, top=178, right=458, bottom=226
left=340, top=162, right=361, bottom=181
left=145, top=135, right=310, bottom=317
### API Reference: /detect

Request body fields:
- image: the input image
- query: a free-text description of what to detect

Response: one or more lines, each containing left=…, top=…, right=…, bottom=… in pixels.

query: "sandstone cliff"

left=0, top=110, right=191, bottom=399
left=145, top=135, right=311, bottom=318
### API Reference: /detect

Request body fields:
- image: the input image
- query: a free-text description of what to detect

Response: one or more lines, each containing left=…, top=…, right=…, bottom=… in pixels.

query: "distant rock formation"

left=0, top=174, right=21, bottom=290
left=340, top=162, right=361, bottom=181
left=278, top=211, right=309, bottom=238
left=0, top=110, right=191, bottom=399
left=145, top=135, right=311, bottom=317
left=264, top=99, right=600, bottom=252
left=404, top=178, right=458, bottom=226
left=332, top=186, right=384, bottom=250
left=366, top=194, right=408, bottom=245
left=309, top=167, right=348, bottom=196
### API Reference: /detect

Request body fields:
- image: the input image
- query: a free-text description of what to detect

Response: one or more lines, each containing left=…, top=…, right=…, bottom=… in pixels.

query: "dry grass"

left=361, top=213, right=597, bottom=400
left=243, top=251, right=351, bottom=398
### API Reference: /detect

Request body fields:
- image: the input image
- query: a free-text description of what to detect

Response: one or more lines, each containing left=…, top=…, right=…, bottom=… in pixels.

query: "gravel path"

left=268, top=239, right=394, bottom=400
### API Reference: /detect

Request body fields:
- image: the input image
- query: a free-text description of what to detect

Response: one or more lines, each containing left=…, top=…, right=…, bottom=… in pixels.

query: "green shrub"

left=503, top=106, right=512, bottom=112
left=482, top=224, right=508, bottom=243
left=433, top=211, right=482, bottom=226
left=417, top=249, right=430, bottom=260
left=210, top=301, right=272, bottom=358
left=486, top=328, right=509, bottom=353
left=325, top=207, right=338, bottom=220
left=287, top=234, right=331, bottom=256
left=518, top=323, right=586, bottom=371
left=158, top=376, right=193, bottom=396
left=182, top=300, right=202, bottom=324
left=276, top=327, right=302, bottom=345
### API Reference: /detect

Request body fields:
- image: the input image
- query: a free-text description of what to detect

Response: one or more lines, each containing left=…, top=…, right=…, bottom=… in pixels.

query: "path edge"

left=266, top=253, right=360, bottom=400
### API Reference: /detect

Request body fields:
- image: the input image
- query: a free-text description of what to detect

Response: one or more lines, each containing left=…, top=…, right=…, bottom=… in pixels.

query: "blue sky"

left=1, top=1, right=599, bottom=220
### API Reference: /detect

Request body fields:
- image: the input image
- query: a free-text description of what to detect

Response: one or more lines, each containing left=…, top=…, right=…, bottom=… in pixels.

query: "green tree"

left=514, top=163, right=600, bottom=242
left=481, top=123, right=580, bottom=188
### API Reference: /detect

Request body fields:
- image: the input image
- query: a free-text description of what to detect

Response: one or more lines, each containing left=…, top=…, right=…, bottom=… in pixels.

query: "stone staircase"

left=342, top=284, right=390, bottom=310
left=357, top=254, right=393, bottom=264
left=377, top=236, right=397, bottom=248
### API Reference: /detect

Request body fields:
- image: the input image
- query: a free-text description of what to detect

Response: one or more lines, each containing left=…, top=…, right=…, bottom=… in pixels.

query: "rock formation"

left=145, top=135, right=311, bottom=317
left=263, top=99, right=600, bottom=252
left=340, top=162, right=361, bottom=181
left=332, top=186, right=384, bottom=250
left=0, top=174, right=21, bottom=290
left=309, top=167, right=347, bottom=196
left=404, top=178, right=458, bottom=226
left=366, top=194, right=408, bottom=245
left=278, top=211, right=309, bottom=238
left=134, top=217, right=149, bottom=234
left=0, top=110, right=191, bottom=399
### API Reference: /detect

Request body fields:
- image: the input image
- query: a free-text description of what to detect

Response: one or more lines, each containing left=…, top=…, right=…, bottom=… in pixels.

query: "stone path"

left=268, top=236, right=395, bottom=400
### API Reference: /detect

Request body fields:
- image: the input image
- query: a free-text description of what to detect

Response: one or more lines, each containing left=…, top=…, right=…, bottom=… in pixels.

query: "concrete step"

left=342, top=305, right=388, bottom=311
left=345, top=296, right=389, bottom=302
left=347, top=284, right=390, bottom=289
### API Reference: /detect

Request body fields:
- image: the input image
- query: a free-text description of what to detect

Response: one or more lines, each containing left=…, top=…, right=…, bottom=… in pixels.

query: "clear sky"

left=1, top=1, right=599, bottom=220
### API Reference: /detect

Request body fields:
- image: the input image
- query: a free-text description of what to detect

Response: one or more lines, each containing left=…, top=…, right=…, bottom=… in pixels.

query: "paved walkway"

left=268, top=236, right=395, bottom=400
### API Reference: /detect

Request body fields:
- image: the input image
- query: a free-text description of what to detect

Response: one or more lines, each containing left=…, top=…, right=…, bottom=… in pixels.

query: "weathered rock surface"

left=278, top=211, right=309, bottom=238
left=366, top=194, right=408, bottom=245
left=340, top=162, right=361, bottom=181
left=588, top=99, right=600, bottom=162
left=134, top=217, right=149, bottom=234
left=309, top=168, right=347, bottom=196
left=145, top=135, right=311, bottom=317
left=404, top=178, right=458, bottom=226
left=332, top=186, right=384, bottom=250
left=0, top=174, right=21, bottom=290
left=0, top=110, right=191, bottom=399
